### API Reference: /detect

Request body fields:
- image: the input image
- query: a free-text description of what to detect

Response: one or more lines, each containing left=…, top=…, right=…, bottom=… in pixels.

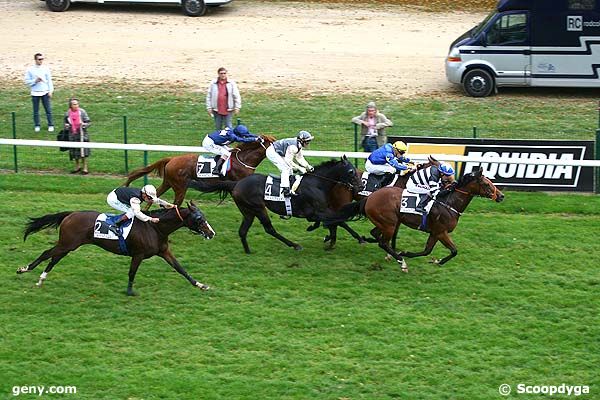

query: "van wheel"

left=45, top=0, right=70, bottom=12
left=463, top=69, right=494, bottom=97
left=182, top=0, right=206, bottom=16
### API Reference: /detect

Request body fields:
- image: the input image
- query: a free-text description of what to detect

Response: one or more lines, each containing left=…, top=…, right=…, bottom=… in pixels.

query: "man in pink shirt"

left=206, top=67, right=241, bottom=130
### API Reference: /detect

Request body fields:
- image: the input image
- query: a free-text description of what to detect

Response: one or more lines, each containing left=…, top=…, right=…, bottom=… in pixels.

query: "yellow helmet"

left=392, top=141, right=408, bottom=153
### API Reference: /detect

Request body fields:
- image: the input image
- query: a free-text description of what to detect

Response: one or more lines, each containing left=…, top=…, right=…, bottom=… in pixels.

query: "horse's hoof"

left=293, top=244, right=303, bottom=251
left=399, top=259, right=409, bottom=273
left=16, top=266, right=29, bottom=274
left=384, top=254, right=394, bottom=262
left=323, top=235, right=331, bottom=243
left=126, top=290, right=139, bottom=297
left=195, top=282, right=210, bottom=291
left=429, top=258, right=440, bottom=265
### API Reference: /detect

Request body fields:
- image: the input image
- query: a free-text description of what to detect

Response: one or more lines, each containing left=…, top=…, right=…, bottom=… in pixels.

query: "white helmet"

left=141, top=184, right=158, bottom=200
left=297, top=130, right=314, bottom=146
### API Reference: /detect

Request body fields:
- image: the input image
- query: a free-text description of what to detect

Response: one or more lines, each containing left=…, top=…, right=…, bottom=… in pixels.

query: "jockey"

left=106, top=184, right=175, bottom=231
left=266, top=130, right=314, bottom=197
left=202, top=124, right=261, bottom=176
left=406, top=162, right=455, bottom=215
left=365, top=141, right=412, bottom=175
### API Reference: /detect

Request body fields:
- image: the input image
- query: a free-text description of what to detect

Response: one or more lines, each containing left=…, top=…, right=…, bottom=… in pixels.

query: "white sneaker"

left=48, top=126, right=55, bottom=132
left=34, top=126, right=41, bottom=133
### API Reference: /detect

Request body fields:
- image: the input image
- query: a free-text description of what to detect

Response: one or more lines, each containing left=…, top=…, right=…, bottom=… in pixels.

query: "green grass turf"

left=0, top=173, right=598, bottom=399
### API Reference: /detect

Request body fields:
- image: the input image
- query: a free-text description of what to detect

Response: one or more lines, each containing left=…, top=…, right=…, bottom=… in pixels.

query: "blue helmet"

left=234, top=124, right=250, bottom=136
left=439, top=163, right=455, bottom=176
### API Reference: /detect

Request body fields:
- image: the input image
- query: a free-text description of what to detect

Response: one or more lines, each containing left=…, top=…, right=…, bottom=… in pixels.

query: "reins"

left=174, top=205, right=184, bottom=221
left=305, top=172, right=356, bottom=190
left=438, top=175, right=498, bottom=215
left=231, top=139, right=268, bottom=170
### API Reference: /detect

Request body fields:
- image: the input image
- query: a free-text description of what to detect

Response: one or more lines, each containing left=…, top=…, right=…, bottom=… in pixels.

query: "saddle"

left=358, top=172, right=398, bottom=196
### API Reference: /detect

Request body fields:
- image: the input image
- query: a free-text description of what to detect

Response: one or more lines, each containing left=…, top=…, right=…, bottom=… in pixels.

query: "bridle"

left=454, top=176, right=498, bottom=201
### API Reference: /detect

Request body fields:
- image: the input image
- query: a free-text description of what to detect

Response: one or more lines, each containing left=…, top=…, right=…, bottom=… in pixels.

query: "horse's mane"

left=313, top=159, right=344, bottom=172
left=148, top=208, right=174, bottom=218
left=234, top=134, right=276, bottom=151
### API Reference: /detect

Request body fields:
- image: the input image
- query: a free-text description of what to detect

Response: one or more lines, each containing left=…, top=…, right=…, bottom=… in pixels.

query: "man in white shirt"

left=24, top=53, right=54, bottom=133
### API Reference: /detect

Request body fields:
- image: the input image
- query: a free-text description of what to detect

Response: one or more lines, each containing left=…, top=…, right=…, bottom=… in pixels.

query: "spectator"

left=352, top=101, right=393, bottom=152
left=205, top=67, right=241, bottom=130
left=64, top=98, right=91, bottom=175
left=24, top=53, right=54, bottom=133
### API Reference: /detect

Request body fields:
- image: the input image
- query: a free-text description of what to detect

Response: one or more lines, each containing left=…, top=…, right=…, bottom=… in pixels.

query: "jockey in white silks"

left=265, top=130, right=314, bottom=197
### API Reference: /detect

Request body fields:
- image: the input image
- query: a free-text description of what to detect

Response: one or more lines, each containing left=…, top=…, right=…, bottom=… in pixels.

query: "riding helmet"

left=234, top=124, right=250, bottom=136
left=297, top=130, right=314, bottom=145
left=141, top=184, right=158, bottom=200
left=439, top=163, right=455, bottom=176
left=392, top=141, right=408, bottom=153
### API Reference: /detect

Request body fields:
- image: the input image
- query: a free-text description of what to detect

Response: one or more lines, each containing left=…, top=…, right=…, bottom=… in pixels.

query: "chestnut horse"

left=124, top=135, right=276, bottom=205
left=324, top=167, right=504, bottom=271
left=17, top=201, right=215, bottom=296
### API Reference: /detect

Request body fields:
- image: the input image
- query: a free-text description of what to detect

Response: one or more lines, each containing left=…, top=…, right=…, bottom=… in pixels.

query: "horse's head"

left=457, top=167, right=505, bottom=202
left=185, top=201, right=216, bottom=239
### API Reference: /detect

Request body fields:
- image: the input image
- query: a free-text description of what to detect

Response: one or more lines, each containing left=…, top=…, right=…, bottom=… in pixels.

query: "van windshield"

left=472, top=11, right=497, bottom=37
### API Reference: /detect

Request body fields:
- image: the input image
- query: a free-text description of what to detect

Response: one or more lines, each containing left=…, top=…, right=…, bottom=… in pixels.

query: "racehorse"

left=324, top=167, right=504, bottom=271
left=17, top=201, right=216, bottom=296
left=189, top=156, right=363, bottom=253
left=124, top=135, right=276, bottom=205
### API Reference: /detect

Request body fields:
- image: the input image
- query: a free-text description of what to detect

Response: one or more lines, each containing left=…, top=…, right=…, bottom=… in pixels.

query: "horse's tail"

left=321, top=198, right=367, bottom=226
left=188, top=180, right=238, bottom=201
left=123, top=157, right=173, bottom=186
left=24, top=212, right=73, bottom=241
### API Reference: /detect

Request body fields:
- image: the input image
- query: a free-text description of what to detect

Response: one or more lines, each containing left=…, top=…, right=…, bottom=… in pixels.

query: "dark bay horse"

left=325, top=167, right=504, bottom=271
left=124, top=135, right=276, bottom=205
left=190, top=157, right=363, bottom=253
left=17, top=201, right=216, bottom=296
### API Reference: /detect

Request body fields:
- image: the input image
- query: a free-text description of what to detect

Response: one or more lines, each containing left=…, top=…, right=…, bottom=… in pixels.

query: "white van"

left=446, top=0, right=600, bottom=96
left=43, top=0, right=233, bottom=17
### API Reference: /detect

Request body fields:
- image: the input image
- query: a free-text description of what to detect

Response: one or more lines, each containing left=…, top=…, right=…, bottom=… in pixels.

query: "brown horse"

left=124, top=135, right=276, bottom=205
left=324, top=167, right=504, bottom=271
left=17, top=201, right=216, bottom=296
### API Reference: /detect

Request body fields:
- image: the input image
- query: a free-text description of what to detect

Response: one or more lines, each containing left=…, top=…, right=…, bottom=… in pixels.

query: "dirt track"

left=0, top=0, right=484, bottom=96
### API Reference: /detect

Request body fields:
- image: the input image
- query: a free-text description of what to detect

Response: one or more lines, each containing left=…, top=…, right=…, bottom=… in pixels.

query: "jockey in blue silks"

left=202, top=124, right=261, bottom=176
left=365, top=141, right=412, bottom=175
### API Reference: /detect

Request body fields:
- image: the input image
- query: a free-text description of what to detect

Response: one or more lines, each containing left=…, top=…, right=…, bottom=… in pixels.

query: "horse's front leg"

left=400, top=234, right=439, bottom=260
left=159, top=248, right=209, bottom=291
left=339, top=222, right=366, bottom=244
left=306, top=221, right=321, bottom=232
left=432, top=231, right=458, bottom=265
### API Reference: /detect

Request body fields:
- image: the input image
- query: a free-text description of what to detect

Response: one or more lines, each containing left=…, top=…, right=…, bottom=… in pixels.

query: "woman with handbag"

left=63, top=98, right=91, bottom=174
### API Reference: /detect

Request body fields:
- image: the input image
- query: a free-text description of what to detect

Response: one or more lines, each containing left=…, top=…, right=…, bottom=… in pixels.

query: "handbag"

left=56, top=129, right=69, bottom=152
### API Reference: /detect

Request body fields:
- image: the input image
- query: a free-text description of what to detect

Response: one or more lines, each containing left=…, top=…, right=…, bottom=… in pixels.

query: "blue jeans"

left=362, top=136, right=378, bottom=152
left=214, top=113, right=233, bottom=130
left=32, top=94, right=53, bottom=127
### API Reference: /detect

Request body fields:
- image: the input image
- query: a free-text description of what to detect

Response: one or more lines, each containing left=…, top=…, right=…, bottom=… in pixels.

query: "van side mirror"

left=480, top=32, right=487, bottom=47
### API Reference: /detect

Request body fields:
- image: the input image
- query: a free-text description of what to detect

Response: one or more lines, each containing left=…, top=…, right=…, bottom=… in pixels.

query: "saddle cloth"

left=93, top=214, right=134, bottom=240
left=264, top=175, right=302, bottom=201
left=358, top=172, right=399, bottom=196
left=196, top=155, right=230, bottom=178
left=399, top=192, right=435, bottom=215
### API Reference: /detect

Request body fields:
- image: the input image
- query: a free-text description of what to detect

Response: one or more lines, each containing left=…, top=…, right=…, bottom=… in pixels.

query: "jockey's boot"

left=212, top=158, right=225, bottom=176
left=110, top=215, right=129, bottom=235
left=415, top=194, right=430, bottom=215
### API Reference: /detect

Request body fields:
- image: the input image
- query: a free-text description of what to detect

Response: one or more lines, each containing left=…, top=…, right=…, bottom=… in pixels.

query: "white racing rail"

left=1, top=139, right=600, bottom=167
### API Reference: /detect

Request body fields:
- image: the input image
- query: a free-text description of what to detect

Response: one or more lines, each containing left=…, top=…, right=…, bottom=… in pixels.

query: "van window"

left=487, top=13, right=528, bottom=46
left=568, top=0, right=595, bottom=10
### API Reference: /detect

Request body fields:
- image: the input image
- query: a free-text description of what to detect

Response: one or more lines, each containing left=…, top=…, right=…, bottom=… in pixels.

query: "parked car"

left=43, top=0, right=233, bottom=17
left=446, top=0, right=600, bottom=96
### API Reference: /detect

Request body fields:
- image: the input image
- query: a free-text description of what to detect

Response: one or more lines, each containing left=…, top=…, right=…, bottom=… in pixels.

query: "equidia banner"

left=388, top=136, right=595, bottom=192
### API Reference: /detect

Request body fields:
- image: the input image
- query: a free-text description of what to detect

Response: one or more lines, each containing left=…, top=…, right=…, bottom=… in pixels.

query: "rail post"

left=123, top=115, right=129, bottom=174
left=11, top=112, right=18, bottom=173
left=473, top=126, right=478, bottom=139
left=143, top=151, right=148, bottom=186
left=353, top=123, right=358, bottom=167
